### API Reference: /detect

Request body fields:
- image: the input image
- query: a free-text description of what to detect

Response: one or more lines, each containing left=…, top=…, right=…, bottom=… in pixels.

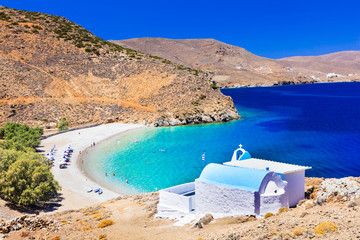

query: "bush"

left=97, top=219, right=114, bottom=228
left=32, top=25, right=42, bottom=30
left=293, top=227, right=306, bottom=236
left=147, top=54, right=162, bottom=60
left=57, top=117, right=69, bottom=131
left=0, top=123, right=59, bottom=206
left=199, top=94, right=206, bottom=100
left=99, top=234, right=107, bottom=240
left=0, top=12, right=11, bottom=21
left=0, top=122, right=43, bottom=151
left=210, top=83, right=219, bottom=89
left=0, top=158, right=60, bottom=206
left=264, top=212, right=274, bottom=219
left=277, top=207, right=290, bottom=215
left=161, top=59, right=171, bottom=64
left=314, top=222, right=337, bottom=235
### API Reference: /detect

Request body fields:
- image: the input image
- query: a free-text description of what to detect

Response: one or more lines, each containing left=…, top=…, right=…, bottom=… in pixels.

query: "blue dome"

left=198, top=163, right=270, bottom=191
left=239, top=151, right=251, bottom=160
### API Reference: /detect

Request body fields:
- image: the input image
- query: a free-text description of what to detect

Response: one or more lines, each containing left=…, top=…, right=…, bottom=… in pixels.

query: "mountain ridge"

left=111, top=38, right=360, bottom=87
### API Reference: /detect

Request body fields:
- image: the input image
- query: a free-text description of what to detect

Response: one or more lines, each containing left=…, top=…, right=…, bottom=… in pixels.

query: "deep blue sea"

left=83, top=82, right=360, bottom=195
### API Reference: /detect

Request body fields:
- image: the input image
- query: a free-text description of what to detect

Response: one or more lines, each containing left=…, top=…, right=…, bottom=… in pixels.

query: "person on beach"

left=112, top=172, right=115, bottom=176
left=126, top=178, right=128, bottom=184
left=93, top=142, right=96, bottom=146
left=105, top=173, right=108, bottom=176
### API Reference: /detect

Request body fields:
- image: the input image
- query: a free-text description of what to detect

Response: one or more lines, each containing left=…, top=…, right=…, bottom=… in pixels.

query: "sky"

left=1, top=0, right=360, bottom=59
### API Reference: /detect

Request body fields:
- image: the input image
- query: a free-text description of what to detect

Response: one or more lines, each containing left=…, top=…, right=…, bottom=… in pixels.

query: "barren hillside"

left=112, top=38, right=360, bottom=87
left=5, top=177, right=360, bottom=240
left=277, top=51, right=360, bottom=75
left=0, top=7, right=239, bottom=128
left=111, top=38, right=307, bottom=87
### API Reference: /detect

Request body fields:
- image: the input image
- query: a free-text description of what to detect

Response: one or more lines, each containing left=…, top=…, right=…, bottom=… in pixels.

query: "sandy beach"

left=39, top=123, right=145, bottom=212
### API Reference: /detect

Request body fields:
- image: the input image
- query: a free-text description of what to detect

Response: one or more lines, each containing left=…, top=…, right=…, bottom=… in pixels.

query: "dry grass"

left=97, top=219, right=115, bottom=228
left=276, top=207, right=290, bottom=215
left=314, top=222, right=338, bottom=235
left=293, top=227, right=307, bottom=236
left=99, top=234, right=107, bottom=240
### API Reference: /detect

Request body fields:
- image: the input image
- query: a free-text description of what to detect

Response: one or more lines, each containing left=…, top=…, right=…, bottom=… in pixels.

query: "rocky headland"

left=0, top=7, right=239, bottom=128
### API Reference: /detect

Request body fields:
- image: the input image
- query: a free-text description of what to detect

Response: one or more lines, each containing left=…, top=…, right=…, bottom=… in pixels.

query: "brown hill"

left=111, top=38, right=360, bottom=87
left=277, top=51, right=360, bottom=75
left=111, top=38, right=308, bottom=87
left=0, top=7, right=239, bottom=127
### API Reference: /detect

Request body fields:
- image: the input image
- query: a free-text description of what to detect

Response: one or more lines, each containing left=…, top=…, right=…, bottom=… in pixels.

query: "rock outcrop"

left=0, top=215, right=61, bottom=234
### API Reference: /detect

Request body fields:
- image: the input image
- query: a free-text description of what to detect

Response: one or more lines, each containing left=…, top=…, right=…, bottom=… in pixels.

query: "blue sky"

left=2, top=0, right=360, bottom=59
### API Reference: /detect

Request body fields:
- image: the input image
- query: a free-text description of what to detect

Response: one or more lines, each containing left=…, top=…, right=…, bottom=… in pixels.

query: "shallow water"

left=83, top=82, right=360, bottom=194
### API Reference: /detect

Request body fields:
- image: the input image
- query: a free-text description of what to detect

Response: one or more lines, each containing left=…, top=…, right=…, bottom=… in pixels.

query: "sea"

left=83, top=82, right=360, bottom=195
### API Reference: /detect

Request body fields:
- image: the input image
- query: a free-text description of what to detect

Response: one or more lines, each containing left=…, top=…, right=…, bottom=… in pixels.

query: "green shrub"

left=57, top=117, right=69, bottom=131
left=0, top=12, right=11, bottom=21
left=32, top=25, right=42, bottom=30
left=75, top=41, right=85, bottom=48
left=147, top=54, right=162, bottom=59
left=0, top=123, right=60, bottom=206
left=162, top=59, right=172, bottom=64
left=0, top=157, right=60, bottom=206
left=210, top=83, right=219, bottom=89
left=199, top=94, right=206, bottom=100
left=0, top=122, right=43, bottom=150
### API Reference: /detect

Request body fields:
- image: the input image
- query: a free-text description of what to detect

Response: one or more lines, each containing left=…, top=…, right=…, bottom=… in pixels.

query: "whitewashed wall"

left=195, top=180, right=256, bottom=218
left=280, top=171, right=305, bottom=207
left=157, top=182, right=195, bottom=213
left=259, top=193, right=288, bottom=216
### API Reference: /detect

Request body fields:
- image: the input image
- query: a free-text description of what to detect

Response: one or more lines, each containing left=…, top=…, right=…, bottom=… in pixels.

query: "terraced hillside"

left=0, top=7, right=239, bottom=127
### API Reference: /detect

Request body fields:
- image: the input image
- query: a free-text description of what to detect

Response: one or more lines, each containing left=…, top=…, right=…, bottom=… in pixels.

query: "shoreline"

left=77, top=127, right=146, bottom=196
left=39, top=123, right=146, bottom=212
left=220, top=79, right=359, bottom=89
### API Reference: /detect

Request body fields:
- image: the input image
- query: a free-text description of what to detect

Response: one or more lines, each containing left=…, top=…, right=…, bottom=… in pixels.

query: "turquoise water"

left=83, top=82, right=360, bottom=194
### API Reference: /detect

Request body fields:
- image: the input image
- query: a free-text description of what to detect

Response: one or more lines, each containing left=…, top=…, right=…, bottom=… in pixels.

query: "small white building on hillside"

left=223, top=145, right=311, bottom=207
left=195, top=163, right=288, bottom=217
left=156, top=145, right=311, bottom=218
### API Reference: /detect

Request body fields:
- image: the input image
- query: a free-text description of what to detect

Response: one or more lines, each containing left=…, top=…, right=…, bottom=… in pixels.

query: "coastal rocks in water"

left=152, top=102, right=240, bottom=127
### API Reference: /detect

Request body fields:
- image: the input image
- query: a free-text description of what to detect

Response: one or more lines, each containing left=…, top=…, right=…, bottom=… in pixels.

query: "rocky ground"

left=2, top=177, right=360, bottom=239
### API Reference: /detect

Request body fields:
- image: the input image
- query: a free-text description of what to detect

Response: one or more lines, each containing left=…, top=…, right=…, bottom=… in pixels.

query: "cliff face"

left=0, top=7, right=239, bottom=127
